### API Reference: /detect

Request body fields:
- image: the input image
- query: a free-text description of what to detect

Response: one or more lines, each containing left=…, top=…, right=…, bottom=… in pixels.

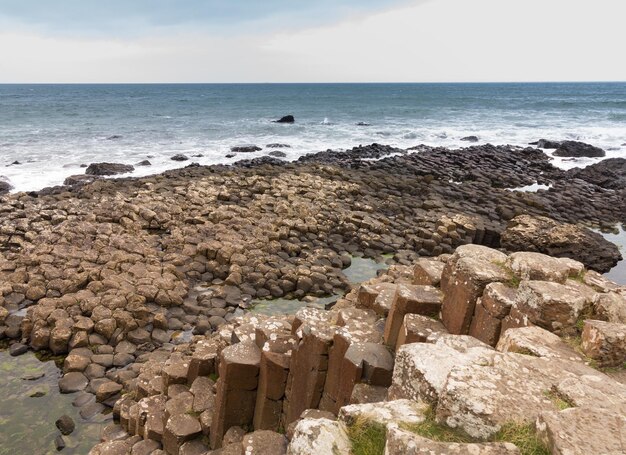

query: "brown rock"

left=395, top=313, right=448, bottom=351
left=210, top=342, right=261, bottom=448
left=581, top=320, right=626, bottom=368
left=383, top=284, right=442, bottom=347
left=163, top=414, right=202, bottom=455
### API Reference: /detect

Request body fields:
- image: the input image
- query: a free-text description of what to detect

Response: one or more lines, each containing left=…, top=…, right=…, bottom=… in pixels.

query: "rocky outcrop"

left=552, top=140, right=606, bottom=158
left=501, top=215, right=622, bottom=272
left=275, top=115, right=295, bottom=124
left=566, top=157, right=626, bottom=190
left=85, top=162, right=134, bottom=176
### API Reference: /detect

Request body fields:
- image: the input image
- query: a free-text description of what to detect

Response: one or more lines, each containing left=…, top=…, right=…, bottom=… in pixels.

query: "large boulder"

left=85, top=162, right=135, bottom=176
left=552, top=140, right=606, bottom=158
left=501, top=215, right=622, bottom=273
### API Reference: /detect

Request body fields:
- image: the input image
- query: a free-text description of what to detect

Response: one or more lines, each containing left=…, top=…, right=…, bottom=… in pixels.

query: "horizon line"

left=0, top=80, right=625, bottom=85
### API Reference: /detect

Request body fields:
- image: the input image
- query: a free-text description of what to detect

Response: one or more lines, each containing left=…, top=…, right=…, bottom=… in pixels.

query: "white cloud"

left=0, top=0, right=624, bottom=82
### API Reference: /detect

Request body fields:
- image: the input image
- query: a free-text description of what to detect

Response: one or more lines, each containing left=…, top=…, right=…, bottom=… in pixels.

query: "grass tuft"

left=346, top=405, right=551, bottom=455
left=493, top=422, right=550, bottom=455
left=346, top=417, right=387, bottom=455
left=402, top=406, right=474, bottom=443
left=543, top=389, right=574, bottom=410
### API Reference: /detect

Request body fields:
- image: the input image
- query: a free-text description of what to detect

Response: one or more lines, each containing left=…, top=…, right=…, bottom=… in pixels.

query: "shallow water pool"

left=250, top=257, right=389, bottom=316
left=0, top=350, right=104, bottom=455
left=600, top=226, right=626, bottom=285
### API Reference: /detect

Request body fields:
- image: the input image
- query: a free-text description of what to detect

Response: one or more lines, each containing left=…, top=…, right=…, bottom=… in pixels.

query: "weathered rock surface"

left=501, top=215, right=622, bottom=272
left=581, top=320, right=626, bottom=368
left=286, top=418, right=350, bottom=455
left=536, top=407, right=626, bottom=455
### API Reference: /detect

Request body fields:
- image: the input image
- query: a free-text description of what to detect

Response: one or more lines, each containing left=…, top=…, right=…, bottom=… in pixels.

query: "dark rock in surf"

left=231, top=145, right=262, bottom=153
left=275, top=115, right=295, bottom=124
left=106, top=135, right=123, bottom=140
left=85, top=163, right=134, bottom=176
left=529, top=139, right=562, bottom=149
left=461, top=136, right=479, bottom=142
left=268, top=151, right=287, bottom=158
left=0, top=177, right=12, bottom=194
left=266, top=143, right=291, bottom=148
left=64, top=175, right=102, bottom=186
left=171, top=154, right=189, bottom=161
left=553, top=141, right=605, bottom=158
left=136, top=160, right=152, bottom=166
left=356, top=122, right=371, bottom=126
left=225, top=154, right=236, bottom=158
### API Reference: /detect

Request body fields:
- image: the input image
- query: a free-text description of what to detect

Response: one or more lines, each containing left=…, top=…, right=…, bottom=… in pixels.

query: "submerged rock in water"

left=266, top=143, right=291, bottom=148
left=55, top=415, right=75, bottom=435
left=171, top=154, right=189, bottom=161
left=136, top=160, right=152, bottom=166
left=461, top=135, right=479, bottom=142
left=274, top=115, right=295, bottom=124
left=85, top=162, right=134, bottom=176
left=9, top=343, right=28, bottom=357
left=231, top=145, right=262, bottom=153
left=501, top=214, right=622, bottom=273
left=553, top=140, right=606, bottom=158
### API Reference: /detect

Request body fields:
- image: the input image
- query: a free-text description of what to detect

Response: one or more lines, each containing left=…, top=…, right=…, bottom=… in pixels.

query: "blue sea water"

left=0, top=82, right=625, bottom=192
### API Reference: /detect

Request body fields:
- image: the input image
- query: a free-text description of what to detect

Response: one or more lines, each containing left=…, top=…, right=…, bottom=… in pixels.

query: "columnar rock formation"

left=0, top=145, right=625, bottom=454
left=86, top=245, right=626, bottom=454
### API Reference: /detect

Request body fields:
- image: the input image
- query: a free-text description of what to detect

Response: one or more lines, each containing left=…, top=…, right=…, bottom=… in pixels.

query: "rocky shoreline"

left=0, top=143, right=625, bottom=454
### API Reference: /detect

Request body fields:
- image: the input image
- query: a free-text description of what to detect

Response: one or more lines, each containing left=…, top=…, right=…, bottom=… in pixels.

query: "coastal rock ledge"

left=82, top=245, right=626, bottom=455
left=0, top=143, right=624, bottom=454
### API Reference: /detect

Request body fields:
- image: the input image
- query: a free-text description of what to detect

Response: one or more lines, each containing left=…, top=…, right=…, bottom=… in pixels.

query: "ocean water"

left=0, top=82, right=625, bottom=192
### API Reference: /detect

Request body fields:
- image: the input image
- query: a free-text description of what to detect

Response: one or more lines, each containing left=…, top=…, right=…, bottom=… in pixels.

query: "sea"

left=0, top=82, right=625, bottom=193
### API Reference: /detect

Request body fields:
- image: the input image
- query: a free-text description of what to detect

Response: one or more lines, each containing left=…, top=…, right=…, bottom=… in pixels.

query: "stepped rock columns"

left=210, top=342, right=261, bottom=449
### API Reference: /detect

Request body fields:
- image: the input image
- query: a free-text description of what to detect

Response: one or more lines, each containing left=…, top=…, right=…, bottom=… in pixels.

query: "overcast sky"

left=0, top=0, right=624, bottom=83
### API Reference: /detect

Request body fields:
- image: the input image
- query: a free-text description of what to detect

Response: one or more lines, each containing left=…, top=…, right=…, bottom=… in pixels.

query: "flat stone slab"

left=537, top=407, right=626, bottom=455
left=286, top=418, right=350, bottom=455
left=385, top=427, right=521, bottom=454
left=338, top=399, right=428, bottom=428
left=389, top=335, right=494, bottom=403
left=497, top=326, right=584, bottom=363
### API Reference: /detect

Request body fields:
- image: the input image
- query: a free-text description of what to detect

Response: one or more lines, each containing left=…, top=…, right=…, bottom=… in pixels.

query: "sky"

left=0, top=0, right=624, bottom=83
